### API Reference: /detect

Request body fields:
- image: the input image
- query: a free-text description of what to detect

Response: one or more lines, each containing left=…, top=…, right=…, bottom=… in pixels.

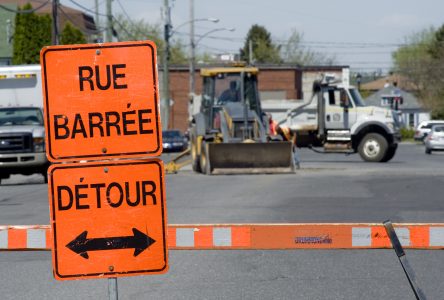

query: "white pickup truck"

left=0, top=65, right=49, bottom=184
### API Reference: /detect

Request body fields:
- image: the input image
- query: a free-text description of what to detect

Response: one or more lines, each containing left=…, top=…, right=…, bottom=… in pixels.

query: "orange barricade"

left=1, top=224, right=444, bottom=251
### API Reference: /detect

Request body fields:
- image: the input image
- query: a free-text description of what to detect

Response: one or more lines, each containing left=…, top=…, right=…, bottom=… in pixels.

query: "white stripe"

left=394, top=228, right=410, bottom=247
left=176, top=228, right=194, bottom=247
left=213, top=228, right=231, bottom=247
left=0, top=229, right=7, bottom=249
left=27, top=229, right=46, bottom=249
left=352, top=227, right=371, bottom=247
left=430, top=227, right=444, bottom=246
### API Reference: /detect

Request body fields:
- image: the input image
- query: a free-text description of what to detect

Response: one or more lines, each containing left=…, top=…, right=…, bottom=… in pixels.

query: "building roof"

left=0, top=0, right=97, bottom=61
left=360, top=74, right=417, bottom=92
left=0, top=0, right=97, bottom=34
left=365, top=86, right=426, bottom=111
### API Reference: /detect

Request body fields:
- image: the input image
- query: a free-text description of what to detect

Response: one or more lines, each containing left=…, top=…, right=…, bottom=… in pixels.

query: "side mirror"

left=340, top=92, right=349, bottom=108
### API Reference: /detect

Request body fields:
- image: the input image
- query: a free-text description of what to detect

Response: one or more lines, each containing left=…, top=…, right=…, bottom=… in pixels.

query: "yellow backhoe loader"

left=189, top=67, right=295, bottom=175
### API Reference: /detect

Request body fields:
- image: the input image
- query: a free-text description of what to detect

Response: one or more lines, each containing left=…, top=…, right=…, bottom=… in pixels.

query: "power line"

left=114, top=0, right=159, bottom=40
left=112, top=16, right=137, bottom=40
left=68, top=0, right=108, bottom=17
left=58, top=5, right=106, bottom=34
left=115, top=0, right=133, bottom=23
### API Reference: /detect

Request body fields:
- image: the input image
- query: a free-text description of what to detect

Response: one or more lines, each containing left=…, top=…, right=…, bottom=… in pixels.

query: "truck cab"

left=271, top=72, right=400, bottom=162
left=0, top=65, right=49, bottom=184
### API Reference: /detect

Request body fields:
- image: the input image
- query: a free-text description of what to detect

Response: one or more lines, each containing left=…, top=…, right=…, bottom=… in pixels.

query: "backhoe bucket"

left=206, top=142, right=295, bottom=174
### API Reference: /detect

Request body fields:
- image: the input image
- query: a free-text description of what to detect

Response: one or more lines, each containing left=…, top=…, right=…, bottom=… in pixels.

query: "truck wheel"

left=42, top=172, right=48, bottom=183
left=199, top=141, right=211, bottom=175
left=0, top=174, right=10, bottom=185
left=381, top=145, right=397, bottom=162
left=358, top=133, right=388, bottom=162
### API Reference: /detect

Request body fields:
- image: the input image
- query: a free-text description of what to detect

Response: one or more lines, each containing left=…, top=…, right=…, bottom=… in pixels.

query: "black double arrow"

left=66, top=228, right=156, bottom=259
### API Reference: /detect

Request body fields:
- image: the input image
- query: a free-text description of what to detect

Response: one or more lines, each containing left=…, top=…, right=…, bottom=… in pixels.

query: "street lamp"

left=188, top=27, right=235, bottom=122
left=162, top=13, right=218, bottom=130
left=194, top=27, right=235, bottom=45
left=170, top=17, right=219, bottom=36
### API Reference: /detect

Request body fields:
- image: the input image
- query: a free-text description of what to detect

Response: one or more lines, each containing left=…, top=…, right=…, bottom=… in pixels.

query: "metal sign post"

left=108, top=277, right=118, bottom=300
left=383, top=220, right=427, bottom=300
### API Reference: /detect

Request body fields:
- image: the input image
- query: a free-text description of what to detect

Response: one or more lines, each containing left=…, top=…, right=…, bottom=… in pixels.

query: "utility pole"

left=51, top=0, right=59, bottom=45
left=105, top=0, right=113, bottom=42
left=189, top=0, right=195, bottom=100
left=95, top=0, right=101, bottom=42
left=248, top=40, right=253, bottom=65
left=162, top=0, right=171, bottom=129
left=188, top=0, right=195, bottom=123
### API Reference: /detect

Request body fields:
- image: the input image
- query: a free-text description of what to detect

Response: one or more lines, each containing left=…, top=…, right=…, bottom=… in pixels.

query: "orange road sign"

left=47, top=159, right=168, bottom=280
left=40, top=41, right=162, bottom=162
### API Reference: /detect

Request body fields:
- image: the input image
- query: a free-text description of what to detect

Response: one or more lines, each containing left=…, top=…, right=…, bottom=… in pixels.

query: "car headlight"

left=33, top=137, right=45, bottom=152
left=386, top=122, right=394, bottom=132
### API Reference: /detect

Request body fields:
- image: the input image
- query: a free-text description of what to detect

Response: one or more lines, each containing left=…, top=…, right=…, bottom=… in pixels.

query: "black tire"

left=381, top=145, right=397, bottom=162
left=190, top=126, right=202, bottom=173
left=191, top=139, right=201, bottom=173
left=358, top=133, right=388, bottom=162
left=425, top=148, right=432, bottom=155
left=0, top=174, right=10, bottom=185
left=42, top=172, right=48, bottom=183
left=199, top=141, right=211, bottom=175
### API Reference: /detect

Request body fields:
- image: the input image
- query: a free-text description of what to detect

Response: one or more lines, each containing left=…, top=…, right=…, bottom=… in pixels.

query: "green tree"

left=241, top=24, right=281, bottom=63
left=281, top=29, right=335, bottom=65
left=13, top=3, right=51, bottom=64
left=113, top=14, right=187, bottom=64
left=428, top=24, right=444, bottom=59
left=60, top=22, right=86, bottom=45
left=393, top=27, right=444, bottom=118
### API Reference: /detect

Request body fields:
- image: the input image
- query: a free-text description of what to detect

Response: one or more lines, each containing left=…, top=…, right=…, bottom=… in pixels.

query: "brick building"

left=161, top=64, right=347, bottom=131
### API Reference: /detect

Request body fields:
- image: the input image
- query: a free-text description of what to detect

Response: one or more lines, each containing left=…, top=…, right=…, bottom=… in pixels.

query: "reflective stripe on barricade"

left=1, top=224, right=444, bottom=250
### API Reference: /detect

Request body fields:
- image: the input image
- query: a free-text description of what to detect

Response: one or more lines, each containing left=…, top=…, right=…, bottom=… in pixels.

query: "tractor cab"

left=200, top=67, right=263, bottom=135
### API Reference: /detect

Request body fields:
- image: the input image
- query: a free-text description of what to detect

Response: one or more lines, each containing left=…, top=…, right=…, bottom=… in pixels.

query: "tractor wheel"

left=191, top=132, right=202, bottom=173
left=199, top=141, right=211, bottom=175
left=358, top=133, right=388, bottom=162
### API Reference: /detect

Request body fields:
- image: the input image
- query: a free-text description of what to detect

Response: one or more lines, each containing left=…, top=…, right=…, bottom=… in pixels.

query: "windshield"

left=213, top=72, right=261, bottom=114
left=0, top=107, right=43, bottom=126
left=349, top=88, right=366, bottom=107
left=162, top=130, right=183, bottom=138
left=215, top=74, right=241, bottom=105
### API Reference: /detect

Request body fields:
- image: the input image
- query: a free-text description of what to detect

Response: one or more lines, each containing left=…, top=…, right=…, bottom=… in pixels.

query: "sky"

left=60, top=0, right=444, bottom=74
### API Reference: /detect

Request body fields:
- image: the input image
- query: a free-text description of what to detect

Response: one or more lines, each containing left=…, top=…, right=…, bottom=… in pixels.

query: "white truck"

left=262, top=71, right=401, bottom=162
left=0, top=65, right=49, bottom=184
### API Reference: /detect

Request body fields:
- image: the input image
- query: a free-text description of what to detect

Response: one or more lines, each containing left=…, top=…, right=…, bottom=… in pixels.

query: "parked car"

left=425, top=125, right=444, bottom=154
left=414, top=120, right=444, bottom=142
left=162, top=130, right=189, bottom=152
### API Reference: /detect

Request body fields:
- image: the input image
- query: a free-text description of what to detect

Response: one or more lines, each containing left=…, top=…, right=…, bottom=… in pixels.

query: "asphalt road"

left=0, top=142, right=443, bottom=299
